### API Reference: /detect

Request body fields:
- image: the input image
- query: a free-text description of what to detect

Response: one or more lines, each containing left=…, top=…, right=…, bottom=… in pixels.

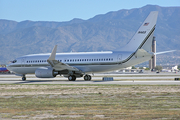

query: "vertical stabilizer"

left=120, top=11, right=158, bottom=52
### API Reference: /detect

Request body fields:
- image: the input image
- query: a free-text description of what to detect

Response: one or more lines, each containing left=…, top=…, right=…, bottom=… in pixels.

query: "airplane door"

left=21, top=57, right=26, bottom=67
left=117, top=54, right=122, bottom=64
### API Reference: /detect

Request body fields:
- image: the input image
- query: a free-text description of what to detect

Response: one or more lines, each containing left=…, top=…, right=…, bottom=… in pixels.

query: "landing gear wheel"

left=88, top=75, right=91, bottom=81
left=22, top=76, right=26, bottom=81
left=84, top=75, right=91, bottom=81
left=84, top=75, right=88, bottom=81
left=68, top=75, right=76, bottom=81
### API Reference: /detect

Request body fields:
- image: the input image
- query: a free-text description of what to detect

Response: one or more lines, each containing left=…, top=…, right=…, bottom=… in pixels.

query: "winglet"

left=48, top=45, right=57, bottom=60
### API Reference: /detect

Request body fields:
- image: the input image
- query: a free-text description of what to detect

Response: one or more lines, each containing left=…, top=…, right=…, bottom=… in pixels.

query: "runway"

left=0, top=80, right=180, bottom=85
left=0, top=73, right=180, bottom=85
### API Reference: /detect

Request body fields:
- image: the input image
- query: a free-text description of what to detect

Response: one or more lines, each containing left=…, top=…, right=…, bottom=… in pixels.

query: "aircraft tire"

left=68, top=75, right=76, bottom=81
left=84, top=75, right=88, bottom=81
left=72, top=75, right=76, bottom=81
left=22, top=77, right=26, bottom=81
left=84, top=75, right=91, bottom=81
left=88, top=75, right=91, bottom=81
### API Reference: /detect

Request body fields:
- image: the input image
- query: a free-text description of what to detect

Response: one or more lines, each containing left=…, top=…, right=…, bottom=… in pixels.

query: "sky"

left=0, top=0, right=180, bottom=22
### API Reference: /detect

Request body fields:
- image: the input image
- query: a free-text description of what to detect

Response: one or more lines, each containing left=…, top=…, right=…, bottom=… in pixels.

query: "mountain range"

left=0, top=5, right=180, bottom=64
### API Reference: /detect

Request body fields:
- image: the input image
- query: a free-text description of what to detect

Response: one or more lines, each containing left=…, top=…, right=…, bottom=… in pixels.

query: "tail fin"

left=120, top=11, right=158, bottom=52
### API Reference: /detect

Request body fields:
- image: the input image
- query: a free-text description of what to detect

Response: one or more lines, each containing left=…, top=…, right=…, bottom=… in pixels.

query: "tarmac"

left=0, top=73, right=180, bottom=85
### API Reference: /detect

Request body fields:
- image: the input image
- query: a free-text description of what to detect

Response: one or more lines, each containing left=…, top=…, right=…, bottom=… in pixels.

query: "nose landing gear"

left=22, top=75, right=26, bottom=81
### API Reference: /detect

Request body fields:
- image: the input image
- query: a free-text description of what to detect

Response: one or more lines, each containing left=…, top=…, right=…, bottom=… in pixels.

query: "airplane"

left=0, top=67, right=9, bottom=73
left=6, top=11, right=174, bottom=81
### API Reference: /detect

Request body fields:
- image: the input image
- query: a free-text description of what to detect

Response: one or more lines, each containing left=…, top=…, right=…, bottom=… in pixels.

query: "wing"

left=47, top=59, right=80, bottom=71
left=47, top=45, right=81, bottom=72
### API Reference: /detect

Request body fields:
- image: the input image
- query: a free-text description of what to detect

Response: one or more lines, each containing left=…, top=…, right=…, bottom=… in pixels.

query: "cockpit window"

left=12, top=60, right=17, bottom=63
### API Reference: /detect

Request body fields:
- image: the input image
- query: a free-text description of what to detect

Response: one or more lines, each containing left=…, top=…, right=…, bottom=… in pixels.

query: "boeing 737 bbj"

left=7, top=11, right=172, bottom=81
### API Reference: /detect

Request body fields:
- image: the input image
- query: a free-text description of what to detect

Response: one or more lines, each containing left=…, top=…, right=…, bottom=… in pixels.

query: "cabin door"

left=21, top=57, right=26, bottom=67
left=117, top=54, right=122, bottom=64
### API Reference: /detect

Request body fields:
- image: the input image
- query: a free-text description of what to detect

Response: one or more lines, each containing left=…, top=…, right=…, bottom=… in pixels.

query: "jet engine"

left=35, top=67, right=57, bottom=78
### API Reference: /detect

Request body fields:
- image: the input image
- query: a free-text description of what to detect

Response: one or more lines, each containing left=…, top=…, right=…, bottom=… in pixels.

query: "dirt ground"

left=0, top=84, right=180, bottom=119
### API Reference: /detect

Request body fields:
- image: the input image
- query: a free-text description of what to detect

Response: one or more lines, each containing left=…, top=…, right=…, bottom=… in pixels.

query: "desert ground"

left=0, top=84, right=180, bottom=119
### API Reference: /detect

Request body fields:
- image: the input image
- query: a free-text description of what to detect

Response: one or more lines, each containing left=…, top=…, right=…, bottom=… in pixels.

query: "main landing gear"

left=68, top=74, right=92, bottom=81
left=84, top=75, right=91, bottom=81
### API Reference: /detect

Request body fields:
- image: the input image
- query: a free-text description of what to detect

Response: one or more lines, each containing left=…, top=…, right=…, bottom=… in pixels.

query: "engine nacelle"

left=35, top=67, right=57, bottom=78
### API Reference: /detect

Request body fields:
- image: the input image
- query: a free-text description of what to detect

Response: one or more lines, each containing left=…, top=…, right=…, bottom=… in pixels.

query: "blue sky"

left=0, top=0, right=180, bottom=22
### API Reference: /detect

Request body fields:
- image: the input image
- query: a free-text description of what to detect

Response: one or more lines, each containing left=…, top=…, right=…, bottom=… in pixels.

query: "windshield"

left=12, top=60, right=17, bottom=63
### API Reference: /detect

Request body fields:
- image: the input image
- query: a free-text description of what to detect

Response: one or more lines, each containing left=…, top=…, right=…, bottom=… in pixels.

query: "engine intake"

left=35, top=67, right=57, bottom=78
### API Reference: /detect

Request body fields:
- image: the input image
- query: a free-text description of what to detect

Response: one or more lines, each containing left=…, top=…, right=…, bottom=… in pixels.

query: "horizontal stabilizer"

left=155, top=50, right=176, bottom=55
